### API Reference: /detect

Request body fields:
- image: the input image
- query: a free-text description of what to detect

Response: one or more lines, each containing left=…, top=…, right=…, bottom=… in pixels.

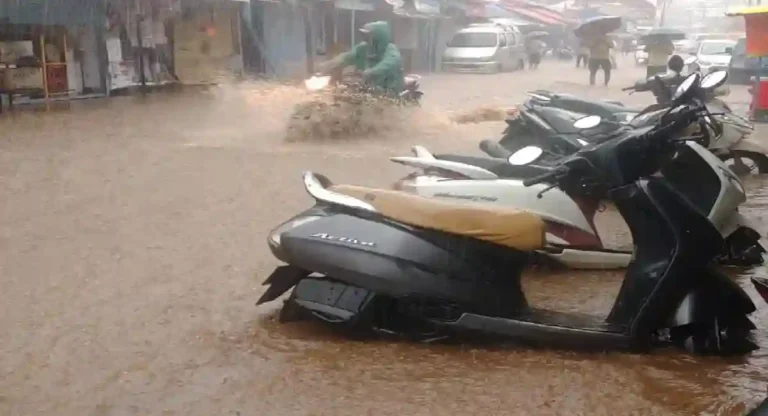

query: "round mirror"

left=684, top=56, right=698, bottom=65
left=573, top=115, right=602, bottom=130
left=673, top=73, right=700, bottom=101
left=700, top=70, right=728, bottom=90
left=507, top=146, right=544, bottom=165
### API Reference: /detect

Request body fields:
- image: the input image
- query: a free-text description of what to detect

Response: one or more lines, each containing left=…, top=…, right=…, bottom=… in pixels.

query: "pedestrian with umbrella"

left=525, top=31, right=548, bottom=70
left=575, top=16, right=622, bottom=86
left=641, top=28, right=685, bottom=78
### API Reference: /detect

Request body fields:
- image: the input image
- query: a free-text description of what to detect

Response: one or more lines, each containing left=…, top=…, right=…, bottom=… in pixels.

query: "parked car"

left=729, top=37, right=768, bottom=84
left=687, top=39, right=736, bottom=74
left=635, top=45, right=648, bottom=66
left=442, top=23, right=526, bottom=73
left=678, top=33, right=730, bottom=54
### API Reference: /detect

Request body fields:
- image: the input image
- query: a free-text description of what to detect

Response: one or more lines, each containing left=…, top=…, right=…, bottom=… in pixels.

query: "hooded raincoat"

left=326, top=21, right=404, bottom=93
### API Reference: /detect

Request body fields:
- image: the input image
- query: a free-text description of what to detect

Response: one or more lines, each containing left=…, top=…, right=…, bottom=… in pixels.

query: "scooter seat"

left=329, top=184, right=545, bottom=251
left=434, top=154, right=552, bottom=178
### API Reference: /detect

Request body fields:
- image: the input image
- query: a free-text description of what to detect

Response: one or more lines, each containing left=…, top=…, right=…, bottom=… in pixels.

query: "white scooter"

left=391, top=73, right=764, bottom=270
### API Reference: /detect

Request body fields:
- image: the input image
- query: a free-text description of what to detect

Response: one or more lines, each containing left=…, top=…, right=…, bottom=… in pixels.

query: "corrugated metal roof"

left=0, top=0, right=105, bottom=26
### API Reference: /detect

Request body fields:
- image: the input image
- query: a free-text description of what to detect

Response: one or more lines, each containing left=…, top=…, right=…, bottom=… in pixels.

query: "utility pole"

left=658, top=0, right=670, bottom=26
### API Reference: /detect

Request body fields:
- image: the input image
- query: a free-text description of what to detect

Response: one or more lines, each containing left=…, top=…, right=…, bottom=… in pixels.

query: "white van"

left=442, top=23, right=526, bottom=73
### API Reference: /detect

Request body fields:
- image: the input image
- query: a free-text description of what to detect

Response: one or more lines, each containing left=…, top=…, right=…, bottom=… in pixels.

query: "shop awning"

left=488, top=0, right=572, bottom=25
left=726, top=5, right=768, bottom=16
left=0, top=0, right=105, bottom=26
left=504, top=6, right=562, bottom=25
left=391, top=0, right=442, bottom=18
left=727, top=6, right=768, bottom=57
left=485, top=4, right=530, bottom=21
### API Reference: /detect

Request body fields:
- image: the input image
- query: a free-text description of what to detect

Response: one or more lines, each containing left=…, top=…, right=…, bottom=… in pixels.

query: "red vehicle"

left=727, top=6, right=768, bottom=121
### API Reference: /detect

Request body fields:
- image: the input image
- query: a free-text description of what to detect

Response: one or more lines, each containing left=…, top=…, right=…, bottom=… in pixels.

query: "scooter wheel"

left=723, top=151, right=768, bottom=175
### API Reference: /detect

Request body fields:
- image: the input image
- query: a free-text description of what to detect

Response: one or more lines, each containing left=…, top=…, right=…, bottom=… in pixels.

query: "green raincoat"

left=326, top=21, right=404, bottom=93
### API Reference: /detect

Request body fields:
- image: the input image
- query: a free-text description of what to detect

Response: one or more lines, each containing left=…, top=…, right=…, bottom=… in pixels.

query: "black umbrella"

left=574, top=16, right=622, bottom=39
left=640, top=27, right=686, bottom=43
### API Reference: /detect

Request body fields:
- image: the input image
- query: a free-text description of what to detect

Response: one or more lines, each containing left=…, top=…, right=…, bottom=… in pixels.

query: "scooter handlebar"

left=522, top=168, right=563, bottom=187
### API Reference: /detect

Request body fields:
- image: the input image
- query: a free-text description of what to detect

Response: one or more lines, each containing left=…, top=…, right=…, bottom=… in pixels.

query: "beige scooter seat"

left=330, top=184, right=545, bottom=251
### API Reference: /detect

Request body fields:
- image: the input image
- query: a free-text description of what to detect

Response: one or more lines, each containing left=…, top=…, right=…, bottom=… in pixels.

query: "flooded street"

left=3, top=58, right=768, bottom=415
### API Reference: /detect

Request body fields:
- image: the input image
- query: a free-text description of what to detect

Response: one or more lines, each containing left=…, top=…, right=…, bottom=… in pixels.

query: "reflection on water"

left=2, top=81, right=768, bottom=415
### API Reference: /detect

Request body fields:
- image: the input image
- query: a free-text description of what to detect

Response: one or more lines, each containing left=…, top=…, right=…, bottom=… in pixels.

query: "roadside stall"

left=0, top=29, right=44, bottom=111
left=0, top=0, right=106, bottom=110
left=727, top=6, right=768, bottom=122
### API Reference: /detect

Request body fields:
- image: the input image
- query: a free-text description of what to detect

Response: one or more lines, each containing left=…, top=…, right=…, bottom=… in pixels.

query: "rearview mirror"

left=701, top=70, right=728, bottom=90
left=573, top=115, right=602, bottom=129
left=508, top=146, right=544, bottom=165
left=673, top=72, right=700, bottom=101
left=527, top=92, right=551, bottom=102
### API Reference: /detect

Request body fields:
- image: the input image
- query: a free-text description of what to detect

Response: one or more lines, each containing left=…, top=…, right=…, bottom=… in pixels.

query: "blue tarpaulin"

left=0, top=0, right=106, bottom=26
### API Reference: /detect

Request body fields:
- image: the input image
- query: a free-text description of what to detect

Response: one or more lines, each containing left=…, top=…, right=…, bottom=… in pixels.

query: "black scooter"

left=494, top=72, right=685, bottom=159
left=258, top=74, right=765, bottom=355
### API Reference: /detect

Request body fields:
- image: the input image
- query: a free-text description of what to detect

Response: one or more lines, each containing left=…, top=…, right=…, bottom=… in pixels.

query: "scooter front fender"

left=669, top=267, right=756, bottom=328
left=731, top=137, right=768, bottom=155
left=721, top=211, right=756, bottom=237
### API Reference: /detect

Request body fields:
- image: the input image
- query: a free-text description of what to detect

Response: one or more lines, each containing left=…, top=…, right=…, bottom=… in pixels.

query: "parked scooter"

left=259, top=74, right=764, bottom=355
left=391, top=72, right=764, bottom=269
left=491, top=72, right=768, bottom=174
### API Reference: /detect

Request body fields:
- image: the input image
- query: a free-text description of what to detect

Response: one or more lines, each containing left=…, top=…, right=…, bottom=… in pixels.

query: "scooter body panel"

left=272, top=205, right=530, bottom=316
left=661, top=142, right=746, bottom=230
left=606, top=178, right=754, bottom=340
left=396, top=177, right=597, bottom=240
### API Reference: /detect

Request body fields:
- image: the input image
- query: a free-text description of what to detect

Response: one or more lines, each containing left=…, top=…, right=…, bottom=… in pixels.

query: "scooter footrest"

left=293, top=278, right=375, bottom=322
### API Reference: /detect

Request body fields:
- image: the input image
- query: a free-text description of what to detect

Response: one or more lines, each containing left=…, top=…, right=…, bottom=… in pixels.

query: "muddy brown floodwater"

left=2, top=60, right=768, bottom=415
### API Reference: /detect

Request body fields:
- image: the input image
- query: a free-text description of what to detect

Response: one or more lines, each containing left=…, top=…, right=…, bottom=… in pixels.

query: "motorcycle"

left=491, top=72, right=768, bottom=174
left=286, top=72, right=424, bottom=141
left=259, top=73, right=765, bottom=355
left=390, top=72, right=765, bottom=269
left=303, top=72, right=423, bottom=104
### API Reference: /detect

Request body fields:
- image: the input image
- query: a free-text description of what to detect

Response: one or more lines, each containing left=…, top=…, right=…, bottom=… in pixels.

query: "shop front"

left=104, top=0, right=178, bottom=92
left=171, top=0, right=246, bottom=85
left=0, top=0, right=107, bottom=106
left=391, top=0, right=444, bottom=72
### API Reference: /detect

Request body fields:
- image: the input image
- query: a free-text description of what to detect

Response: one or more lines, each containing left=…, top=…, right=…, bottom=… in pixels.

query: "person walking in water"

left=527, top=38, right=545, bottom=70
left=646, top=38, right=675, bottom=78
left=588, top=34, right=614, bottom=86
left=575, top=39, right=589, bottom=68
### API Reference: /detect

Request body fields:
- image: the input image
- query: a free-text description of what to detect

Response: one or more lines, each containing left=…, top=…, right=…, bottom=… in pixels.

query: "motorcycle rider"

left=668, top=54, right=684, bottom=75
left=316, top=21, right=404, bottom=95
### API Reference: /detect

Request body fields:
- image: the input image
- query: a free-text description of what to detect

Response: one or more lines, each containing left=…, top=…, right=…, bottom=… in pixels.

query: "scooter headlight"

left=268, top=216, right=322, bottom=246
